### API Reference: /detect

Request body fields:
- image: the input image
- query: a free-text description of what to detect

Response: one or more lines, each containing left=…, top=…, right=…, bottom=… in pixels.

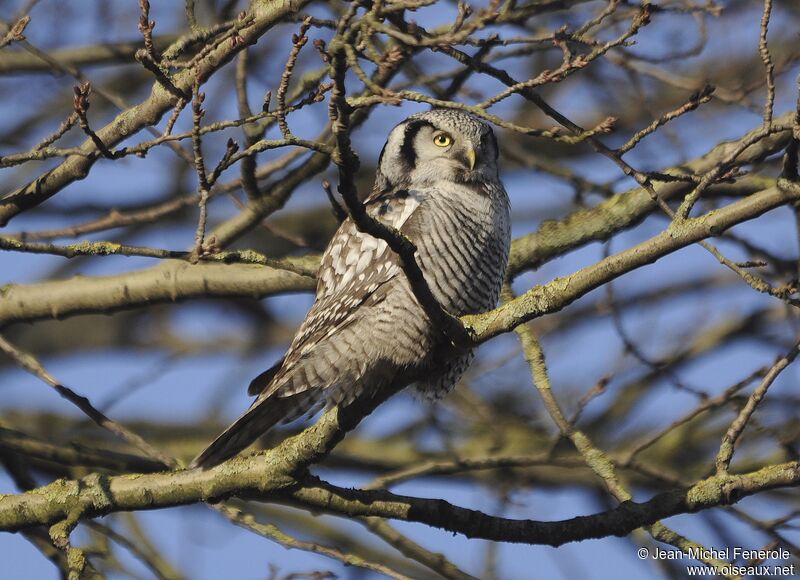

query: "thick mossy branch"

left=1, top=111, right=791, bottom=330
left=1, top=1, right=797, bottom=575
left=1, top=441, right=796, bottom=545
left=508, top=113, right=794, bottom=276
left=0, top=386, right=396, bottom=533
left=2, top=184, right=793, bottom=339
left=0, top=260, right=315, bottom=326
left=286, top=461, right=800, bottom=546
left=465, top=184, right=798, bottom=342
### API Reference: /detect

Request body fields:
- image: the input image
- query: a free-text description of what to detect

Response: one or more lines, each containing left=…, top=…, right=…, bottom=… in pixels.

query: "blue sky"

left=2, top=1, right=800, bottom=578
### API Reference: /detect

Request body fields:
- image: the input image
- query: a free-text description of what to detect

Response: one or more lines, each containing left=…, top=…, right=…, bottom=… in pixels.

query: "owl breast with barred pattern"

left=191, top=108, right=510, bottom=468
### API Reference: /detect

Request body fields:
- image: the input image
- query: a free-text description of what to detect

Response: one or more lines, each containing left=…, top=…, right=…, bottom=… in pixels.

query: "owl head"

left=374, top=108, right=500, bottom=191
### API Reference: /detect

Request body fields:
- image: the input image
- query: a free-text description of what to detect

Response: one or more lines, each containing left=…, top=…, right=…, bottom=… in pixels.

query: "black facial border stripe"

left=482, top=129, right=499, bottom=162
left=400, top=119, right=436, bottom=170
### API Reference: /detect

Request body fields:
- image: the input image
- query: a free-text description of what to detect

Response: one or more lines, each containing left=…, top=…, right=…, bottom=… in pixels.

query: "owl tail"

left=189, top=394, right=301, bottom=469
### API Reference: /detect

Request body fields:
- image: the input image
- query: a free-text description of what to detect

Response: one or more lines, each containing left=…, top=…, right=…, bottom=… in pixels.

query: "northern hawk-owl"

left=192, top=109, right=510, bottom=468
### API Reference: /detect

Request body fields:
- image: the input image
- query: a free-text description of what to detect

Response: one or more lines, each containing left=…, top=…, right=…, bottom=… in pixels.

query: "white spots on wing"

left=374, top=261, right=392, bottom=275
left=290, top=187, right=426, bottom=356
left=327, top=227, right=394, bottom=292
left=360, top=236, right=380, bottom=252
left=355, top=249, right=372, bottom=274
left=339, top=267, right=355, bottom=289
left=320, top=268, right=335, bottom=293
left=329, top=241, right=344, bottom=266
left=344, top=243, right=360, bottom=266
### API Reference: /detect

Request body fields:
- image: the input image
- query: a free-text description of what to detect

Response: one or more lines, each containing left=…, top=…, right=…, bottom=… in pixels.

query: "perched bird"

left=191, top=108, right=511, bottom=468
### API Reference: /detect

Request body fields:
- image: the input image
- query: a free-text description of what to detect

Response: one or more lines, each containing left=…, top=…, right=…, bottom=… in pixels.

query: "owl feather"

left=191, top=109, right=510, bottom=469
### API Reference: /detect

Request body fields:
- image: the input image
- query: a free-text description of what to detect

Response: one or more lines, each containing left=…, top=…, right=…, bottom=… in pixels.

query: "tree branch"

left=0, top=260, right=315, bottom=327
left=465, top=184, right=800, bottom=343
left=0, top=0, right=312, bottom=227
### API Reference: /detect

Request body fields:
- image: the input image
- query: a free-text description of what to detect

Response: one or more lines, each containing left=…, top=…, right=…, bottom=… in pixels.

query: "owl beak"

left=465, top=147, right=477, bottom=171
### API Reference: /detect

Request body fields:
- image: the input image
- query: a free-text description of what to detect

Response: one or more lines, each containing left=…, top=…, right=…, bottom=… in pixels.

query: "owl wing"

left=252, top=187, right=427, bottom=399
left=191, top=188, right=427, bottom=469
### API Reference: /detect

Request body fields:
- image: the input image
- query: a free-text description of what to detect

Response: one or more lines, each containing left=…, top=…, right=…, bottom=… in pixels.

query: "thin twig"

left=502, top=285, right=736, bottom=575
left=0, top=15, right=30, bottom=49
left=276, top=17, right=313, bottom=138
left=758, top=0, right=775, bottom=126
left=73, top=82, right=119, bottom=160
left=715, top=339, right=800, bottom=474
left=138, top=0, right=157, bottom=60
left=213, top=504, right=413, bottom=580
left=0, top=334, right=176, bottom=468
left=618, top=84, right=715, bottom=154
left=190, top=79, right=211, bottom=258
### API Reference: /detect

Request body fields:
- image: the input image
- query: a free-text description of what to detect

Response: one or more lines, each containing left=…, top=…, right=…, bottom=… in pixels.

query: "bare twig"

left=73, top=82, right=119, bottom=160
left=276, top=17, right=313, bottom=138
left=190, top=79, right=212, bottom=258
left=618, top=85, right=715, bottom=154
left=214, top=504, right=413, bottom=580
left=715, top=339, right=800, bottom=474
left=0, top=334, right=176, bottom=468
left=0, top=15, right=30, bottom=49
left=758, top=0, right=775, bottom=126
left=138, top=0, right=157, bottom=60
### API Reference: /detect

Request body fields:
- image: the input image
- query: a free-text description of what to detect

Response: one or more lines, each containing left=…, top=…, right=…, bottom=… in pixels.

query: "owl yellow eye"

left=432, top=133, right=452, bottom=147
